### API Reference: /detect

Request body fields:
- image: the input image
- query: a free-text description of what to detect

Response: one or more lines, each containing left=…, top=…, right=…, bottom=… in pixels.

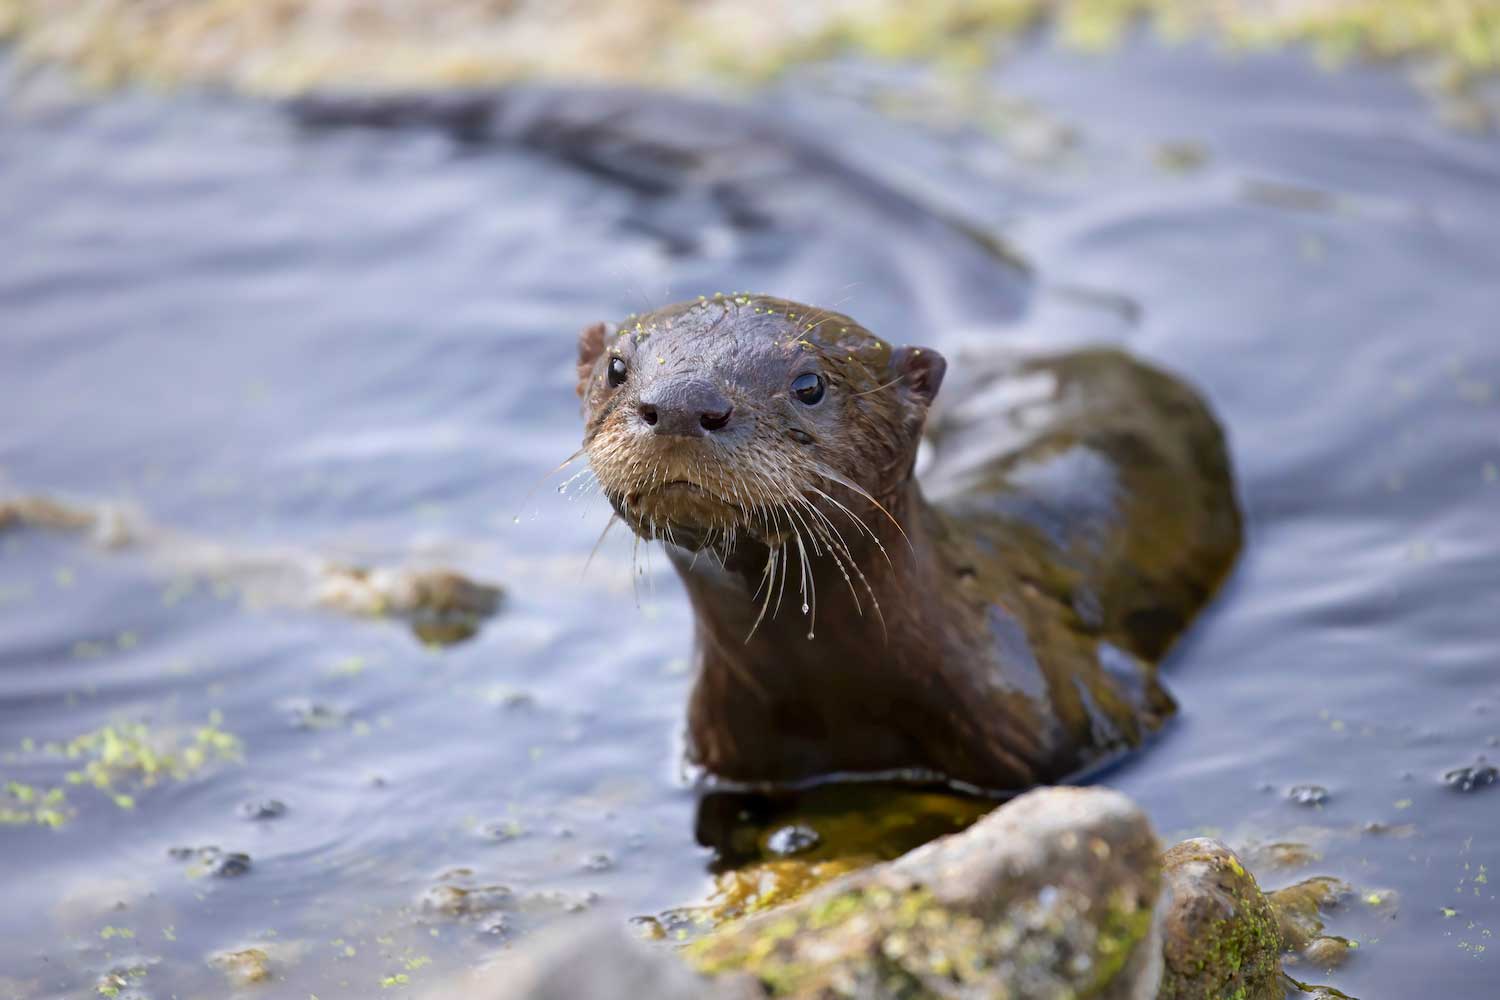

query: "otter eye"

left=791, top=373, right=825, bottom=405
left=607, top=356, right=628, bottom=388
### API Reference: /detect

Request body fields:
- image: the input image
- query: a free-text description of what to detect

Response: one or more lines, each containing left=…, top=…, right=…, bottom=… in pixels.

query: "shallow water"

left=2, top=38, right=1497, bottom=999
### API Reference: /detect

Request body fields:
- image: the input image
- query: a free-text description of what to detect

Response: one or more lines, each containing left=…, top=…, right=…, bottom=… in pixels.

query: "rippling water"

left=1, top=37, right=1497, bottom=999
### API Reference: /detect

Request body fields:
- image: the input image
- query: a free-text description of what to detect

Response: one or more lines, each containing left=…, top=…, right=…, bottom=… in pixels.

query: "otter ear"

left=576, top=321, right=610, bottom=396
left=891, top=345, right=946, bottom=409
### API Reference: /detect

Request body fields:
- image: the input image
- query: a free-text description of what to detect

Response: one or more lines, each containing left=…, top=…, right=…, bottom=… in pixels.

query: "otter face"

left=576, top=295, right=944, bottom=554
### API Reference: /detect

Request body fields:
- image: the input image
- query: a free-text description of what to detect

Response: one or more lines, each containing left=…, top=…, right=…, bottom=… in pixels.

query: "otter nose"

left=637, top=380, right=733, bottom=437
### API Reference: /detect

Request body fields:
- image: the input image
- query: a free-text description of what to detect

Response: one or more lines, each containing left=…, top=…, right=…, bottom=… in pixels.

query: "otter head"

left=577, top=295, right=944, bottom=556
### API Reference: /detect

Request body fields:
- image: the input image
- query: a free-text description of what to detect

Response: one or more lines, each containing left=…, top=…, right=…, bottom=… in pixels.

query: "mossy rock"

left=1156, top=838, right=1284, bottom=1000
left=686, top=786, right=1163, bottom=999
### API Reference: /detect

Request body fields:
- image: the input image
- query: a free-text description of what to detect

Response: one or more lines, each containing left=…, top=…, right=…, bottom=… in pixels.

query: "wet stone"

left=688, top=786, right=1164, bottom=998
left=497, top=691, right=536, bottom=710
left=1301, top=934, right=1357, bottom=970
left=210, top=947, right=271, bottom=987
left=1288, top=784, right=1330, bottom=806
left=281, top=699, right=344, bottom=730
left=1442, top=758, right=1498, bottom=792
left=207, top=852, right=253, bottom=878
left=1268, top=876, right=1352, bottom=952
left=419, top=880, right=514, bottom=919
left=237, top=799, right=287, bottom=821
left=629, top=915, right=666, bottom=941
left=167, top=846, right=252, bottom=877
left=1158, top=839, right=1283, bottom=1000
left=478, top=914, right=512, bottom=939
left=478, top=818, right=525, bottom=843
left=764, top=823, right=820, bottom=857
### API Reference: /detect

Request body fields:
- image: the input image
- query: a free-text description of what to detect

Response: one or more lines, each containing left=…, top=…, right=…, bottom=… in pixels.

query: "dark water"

left=2, top=37, right=1498, bottom=999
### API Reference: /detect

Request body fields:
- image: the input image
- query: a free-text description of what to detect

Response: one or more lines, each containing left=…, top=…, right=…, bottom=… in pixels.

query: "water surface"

left=1, top=38, right=1497, bottom=999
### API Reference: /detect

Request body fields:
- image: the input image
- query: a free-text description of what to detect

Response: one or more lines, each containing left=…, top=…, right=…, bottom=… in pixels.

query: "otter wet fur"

left=575, top=294, right=1241, bottom=794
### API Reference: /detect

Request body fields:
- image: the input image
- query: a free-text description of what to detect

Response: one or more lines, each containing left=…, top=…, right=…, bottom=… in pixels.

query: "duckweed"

left=0, top=717, right=242, bottom=827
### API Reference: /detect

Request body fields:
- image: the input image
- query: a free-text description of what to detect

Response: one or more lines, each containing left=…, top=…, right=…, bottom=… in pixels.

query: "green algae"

left=0, top=715, right=242, bottom=828
left=0, top=1, right=1496, bottom=103
left=688, top=879, right=1158, bottom=997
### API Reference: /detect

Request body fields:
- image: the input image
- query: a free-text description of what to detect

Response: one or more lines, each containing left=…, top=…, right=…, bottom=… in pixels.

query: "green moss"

left=688, top=875, right=1156, bottom=997
left=1159, top=843, right=1285, bottom=1000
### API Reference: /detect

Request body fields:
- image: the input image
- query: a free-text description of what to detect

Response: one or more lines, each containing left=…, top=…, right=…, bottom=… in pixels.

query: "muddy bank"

left=2, top=0, right=1497, bottom=108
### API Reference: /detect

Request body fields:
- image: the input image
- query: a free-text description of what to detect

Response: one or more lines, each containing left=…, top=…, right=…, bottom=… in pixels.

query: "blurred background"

left=1, top=3, right=1498, bottom=998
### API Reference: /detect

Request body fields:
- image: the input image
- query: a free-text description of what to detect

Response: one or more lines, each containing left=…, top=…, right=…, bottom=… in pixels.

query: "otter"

left=577, top=294, right=1240, bottom=794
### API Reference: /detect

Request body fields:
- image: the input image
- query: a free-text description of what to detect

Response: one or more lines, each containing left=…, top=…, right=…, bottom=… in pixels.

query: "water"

left=2, top=37, right=1497, bottom=999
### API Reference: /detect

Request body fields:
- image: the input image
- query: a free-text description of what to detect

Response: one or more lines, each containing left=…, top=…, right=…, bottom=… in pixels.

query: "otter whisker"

left=746, top=546, right=779, bottom=642
left=806, top=485, right=894, bottom=570
left=793, top=530, right=817, bottom=640
left=630, top=527, right=642, bottom=607
left=797, top=504, right=861, bottom=616
left=851, top=374, right=906, bottom=397
left=515, top=446, right=588, bottom=519
left=774, top=525, right=791, bottom=620
left=582, top=512, right=622, bottom=579
left=803, top=500, right=887, bottom=641
left=812, top=463, right=914, bottom=553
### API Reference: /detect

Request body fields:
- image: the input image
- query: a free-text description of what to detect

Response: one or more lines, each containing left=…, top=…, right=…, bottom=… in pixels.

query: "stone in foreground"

left=492, top=788, right=1292, bottom=1000
left=1157, top=838, right=1284, bottom=1000
left=687, top=786, right=1163, bottom=999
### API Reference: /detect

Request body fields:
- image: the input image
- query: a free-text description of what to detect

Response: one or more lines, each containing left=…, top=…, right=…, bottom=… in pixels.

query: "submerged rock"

left=209, top=947, right=271, bottom=987
left=1157, top=839, right=1283, bottom=1000
left=1268, top=876, right=1353, bottom=952
left=1442, top=758, right=1498, bottom=792
left=1287, top=784, right=1329, bottom=807
left=764, top=823, right=821, bottom=857
left=236, top=798, right=287, bottom=821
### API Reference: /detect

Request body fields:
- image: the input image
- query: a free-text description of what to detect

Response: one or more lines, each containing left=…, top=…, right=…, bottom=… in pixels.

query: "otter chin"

left=576, top=293, right=1241, bottom=795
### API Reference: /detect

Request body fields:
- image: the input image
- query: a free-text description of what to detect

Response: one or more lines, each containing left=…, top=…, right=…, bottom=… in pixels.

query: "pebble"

left=1288, top=784, right=1329, bottom=806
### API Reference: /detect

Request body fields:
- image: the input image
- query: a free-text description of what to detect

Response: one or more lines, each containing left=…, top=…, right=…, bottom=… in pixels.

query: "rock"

left=444, top=918, right=757, bottom=1000
left=764, top=823, right=820, bottom=857
left=485, top=791, right=1296, bottom=1000
left=1267, top=875, right=1351, bottom=952
left=686, top=786, right=1164, bottom=999
left=315, top=565, right=502, bottom=645
left=419, top=880, right=513, bottom=919
left=206, top=852, right=253, bottom=878
left=1157, top=839, right=1284, bottom=1000
left=236, top=798, right=287, bottom=821
left=1287, top=784, right=1329, bottom=806
left=1443, top=759, right=1498, bottom=792
left=210, top=947, right=271, bottom=987
left=1300, top=934, right=1356, bottom=970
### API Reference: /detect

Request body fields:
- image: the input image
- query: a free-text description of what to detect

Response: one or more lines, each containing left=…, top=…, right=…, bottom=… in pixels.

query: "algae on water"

left=1, top=716, right=242, bottom=827
left=0, top=1, right=1496, bottom=97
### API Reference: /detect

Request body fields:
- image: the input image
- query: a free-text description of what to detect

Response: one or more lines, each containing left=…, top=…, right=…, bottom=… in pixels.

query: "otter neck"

left=665, top=479, right=972, bottom=785
left=668, top=479, right=942, bottom=639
